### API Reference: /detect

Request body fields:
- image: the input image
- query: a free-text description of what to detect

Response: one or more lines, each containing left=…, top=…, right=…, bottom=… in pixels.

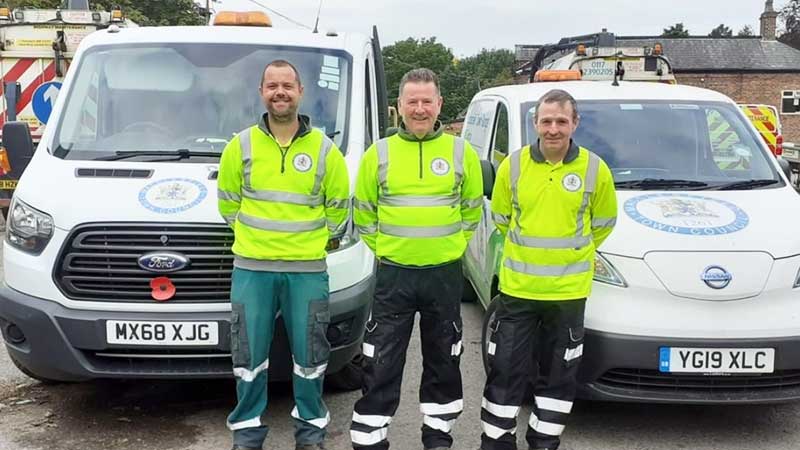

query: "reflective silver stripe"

left=362, top=342, right=376, bottom=358
left=509, top=149, right=522, bottom=231
left=327, top=219, right=346, bottom=234
left=242, top=187, right=322, bottom=206
left=461, top=197, right=483, bottom=209
left=481, top=397, right=520, bottom=419
left=354, top=199, right=377, bottom=214
left=487, top=342, right=496, bottom=356
left=380, top=222, right=461, bottom=238
left=352, top=412, right=392, bottom=428
left=312, top=136, right=334, bottom=196
left=233, top=359, right=269, bottom=382
left=223, top=214, right=237, bottom=226
left=423, top=415, right=456, bottom=433
left=492, top=213, right=510, bottom=226
left=420, top=399, right=463, bottom=415
left=350, top=427, right=388, bottom=446
left=326, top=198, right=350, bottom=209
left=291, top=406, right=330, bottom=429
left=575, top=152, right=600, bottom=237
left=227, top=416, right=261, bottom=431
left=453, top=137, right=465, bottom=192
left=592, top=217, right=616, bottom=228
left=564, top=344, right=584, bottom=362
left=238, top=212, right=325, bottom=232
left=508, top=230, right=591, bottom=249
left=482, top=421, right=516, bottom=440
left=529, top=414, right=565, bottom=436
left=357, top=223, right=378, bottom=235
left=218, top=189, right=241, bottom=202
left=535, top=396, right=573, bottom=414
left=462, top=221, right=479, bottom=232
left=504, top=258, right=591, bottom=277
left=379, top=194, right=460, bottom=207
left=240, top=127, right=253, bottom=189
left=451, top=340, right=463, bottom=356
left=293, top=359, right=328, bottom=380
left=377, top=139, right=390, bottom=195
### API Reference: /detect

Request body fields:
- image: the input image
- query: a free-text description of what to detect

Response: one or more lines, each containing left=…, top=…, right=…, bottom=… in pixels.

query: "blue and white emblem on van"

left=137, top=252, right=191, bottom=273
left=562, top=173, right=582, bottom=192
left=138, top=178, right=208, bottom=214
left=701, top=265, right=732, bottom=289
left=293, top=153, right=313, bottom=172
left=624, top=193, right=749, bottom=235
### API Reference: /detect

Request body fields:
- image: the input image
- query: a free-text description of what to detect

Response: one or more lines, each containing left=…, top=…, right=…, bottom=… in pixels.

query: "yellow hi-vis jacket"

left=217, top=114, right=350, bottom=272
left=492, top=141, right=617, bottom=300
left=354, top=122, right=483, bottom=267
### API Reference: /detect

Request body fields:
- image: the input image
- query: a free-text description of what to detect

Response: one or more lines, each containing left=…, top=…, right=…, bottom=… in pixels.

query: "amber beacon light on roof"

left=213, top=11, right=272, bottom=27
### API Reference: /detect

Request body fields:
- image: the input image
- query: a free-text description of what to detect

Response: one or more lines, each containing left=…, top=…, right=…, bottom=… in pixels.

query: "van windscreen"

left=52, top=43, right=351, bottom=160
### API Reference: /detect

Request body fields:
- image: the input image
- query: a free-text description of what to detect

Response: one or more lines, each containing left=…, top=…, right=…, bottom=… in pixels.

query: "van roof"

left=476, top=81, right=734, bottom=104
left=79, top=25, right=368, bottom=51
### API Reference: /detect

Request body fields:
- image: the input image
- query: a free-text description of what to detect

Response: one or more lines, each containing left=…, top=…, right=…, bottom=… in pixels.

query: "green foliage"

left=7, top=0, right=205, bottom=26
left=709, top=24, right=733, bottom=38
left=737, top=25, right=755, bottom=37
left=662, top=23, right=690, bottom=37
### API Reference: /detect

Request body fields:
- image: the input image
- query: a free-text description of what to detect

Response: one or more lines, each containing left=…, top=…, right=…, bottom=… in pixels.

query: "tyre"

left=480, top=296, right=500, bottom=375
left=325, top=353, right=364, bottom=391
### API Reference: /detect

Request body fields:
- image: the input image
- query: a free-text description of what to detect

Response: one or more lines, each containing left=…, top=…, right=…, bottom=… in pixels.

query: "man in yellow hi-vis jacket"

left=350, top=68, right=483, bottom=450
left=218, top=59, right=349, bottom=450
left=480, top=89, right=617, bottom=450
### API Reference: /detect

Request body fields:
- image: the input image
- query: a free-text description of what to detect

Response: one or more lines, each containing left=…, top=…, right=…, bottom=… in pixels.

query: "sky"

left=210, top=0, right=790, bottom=57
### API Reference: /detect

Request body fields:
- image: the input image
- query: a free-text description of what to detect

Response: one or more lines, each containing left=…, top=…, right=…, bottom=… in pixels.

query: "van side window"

left=491, top=103, right=510, bottom=160
left=364, top=58, right=374, bottom=146
left=462, top=100, right=495, bottom=159
left=706, top=109, right=749, bottom=172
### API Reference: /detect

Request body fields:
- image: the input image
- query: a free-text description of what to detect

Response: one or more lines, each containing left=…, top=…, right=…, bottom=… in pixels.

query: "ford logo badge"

left=137, top=252, right=191, bottom=273
left=701, top=265, right=732, bottom=289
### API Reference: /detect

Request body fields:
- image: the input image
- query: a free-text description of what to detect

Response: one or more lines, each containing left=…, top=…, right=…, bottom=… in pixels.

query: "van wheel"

left=462, top=276, right=478, bottom=303
left=325, top=353, right=363, bottom=391
left=8, top=352, right=64, bottom=385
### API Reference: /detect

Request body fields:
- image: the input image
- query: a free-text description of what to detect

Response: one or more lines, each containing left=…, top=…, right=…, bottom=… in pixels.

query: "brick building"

left=514, top=1, right=800, bottom=142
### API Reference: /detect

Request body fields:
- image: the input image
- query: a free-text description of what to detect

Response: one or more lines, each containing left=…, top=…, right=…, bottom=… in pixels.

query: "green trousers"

left=227, top=267, right=331, bottom=448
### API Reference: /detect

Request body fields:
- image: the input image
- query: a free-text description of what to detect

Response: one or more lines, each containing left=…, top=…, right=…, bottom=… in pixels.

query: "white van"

left=0, top=13, right=390, bottom=389
left=462, top=78, right=800, bottom=403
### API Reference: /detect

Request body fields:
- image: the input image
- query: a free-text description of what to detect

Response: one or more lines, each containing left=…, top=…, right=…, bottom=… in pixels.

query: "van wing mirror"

left=778, top=157, right=792, bottom=181
left=2, top=121, right=35, bottom=177
left=480, top=159, right=495, bottom=199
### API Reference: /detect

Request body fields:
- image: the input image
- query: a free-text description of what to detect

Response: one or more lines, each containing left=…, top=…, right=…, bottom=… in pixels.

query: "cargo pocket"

left=230, top=303, right=251, bottom=368
left=307, top=299, right=331, bottom=366
left=563, top=325, right=585, bottom=368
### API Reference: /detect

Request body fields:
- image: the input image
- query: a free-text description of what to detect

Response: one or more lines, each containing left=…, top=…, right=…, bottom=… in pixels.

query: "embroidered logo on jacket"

left=562, top=173, right=583, bottom=192
left=431, top=158, right=450, bottom=176
left=293, top=153, right=313, bottom=172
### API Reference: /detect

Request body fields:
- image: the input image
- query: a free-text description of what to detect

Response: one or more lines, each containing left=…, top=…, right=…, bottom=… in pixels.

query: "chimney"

left=760, top=0, right=779, bottom=41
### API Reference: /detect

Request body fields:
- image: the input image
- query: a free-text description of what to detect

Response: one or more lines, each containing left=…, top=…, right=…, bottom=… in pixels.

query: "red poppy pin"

left=150, top=277, right=176, bottom=301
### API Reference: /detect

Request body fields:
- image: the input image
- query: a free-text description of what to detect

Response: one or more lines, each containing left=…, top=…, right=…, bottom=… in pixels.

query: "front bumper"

left=578, top=329, right=800, bottom=404
left=0, top=274, right=373, bottom=381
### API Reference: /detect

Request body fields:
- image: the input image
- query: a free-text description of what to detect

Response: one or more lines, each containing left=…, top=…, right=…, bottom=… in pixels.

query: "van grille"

left=54, top=223, right=234, bottom=303
left=597, top=368, right=800, bottom=393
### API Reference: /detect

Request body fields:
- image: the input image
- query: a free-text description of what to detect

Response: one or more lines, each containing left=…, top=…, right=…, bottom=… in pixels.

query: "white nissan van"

left=462, top=78, right=800, bottom=404
left=0, top=14, right=390, bottom=389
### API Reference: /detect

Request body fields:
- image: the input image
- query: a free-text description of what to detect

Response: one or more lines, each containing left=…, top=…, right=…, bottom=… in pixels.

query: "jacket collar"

left=257, top=113, right=312, bottom=143
left=397, top=120, right=444, bottom=142
left=530, top=139, right=580, bottom=164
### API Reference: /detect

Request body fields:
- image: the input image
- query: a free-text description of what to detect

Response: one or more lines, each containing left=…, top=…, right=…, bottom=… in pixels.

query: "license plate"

left=106, top=321, right=219, bottom=346
left=659, top=347, right=775, bottom=374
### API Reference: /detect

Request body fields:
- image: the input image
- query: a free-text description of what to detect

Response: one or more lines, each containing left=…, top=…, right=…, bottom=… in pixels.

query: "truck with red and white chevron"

left=0, top=0, right=135, bottom=212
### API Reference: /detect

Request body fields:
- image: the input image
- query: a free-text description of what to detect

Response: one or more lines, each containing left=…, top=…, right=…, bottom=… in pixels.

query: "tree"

left=7, top=0, right=205, bottom=26
left=662, top=23, right=690, bottom=37
left=780, top=0, right=800, bottom=50
left=737, top=25, right=755, bottom=37
left=708, top=24, right=733, bottom=38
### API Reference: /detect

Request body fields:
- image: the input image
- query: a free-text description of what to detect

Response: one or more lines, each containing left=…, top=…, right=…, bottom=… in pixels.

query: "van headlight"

left=326, top=223, right=358, bottom=253
left=793, top=266, right=800, bottom=288
left=6, top=199, right=54, bottom=255
left=594, top=252, right=627, bottom=287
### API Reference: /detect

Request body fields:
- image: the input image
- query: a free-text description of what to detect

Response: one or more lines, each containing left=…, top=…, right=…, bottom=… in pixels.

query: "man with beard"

left=218, top=59, right=350, bottom=450
left=349, top=68, right=483, bottom=450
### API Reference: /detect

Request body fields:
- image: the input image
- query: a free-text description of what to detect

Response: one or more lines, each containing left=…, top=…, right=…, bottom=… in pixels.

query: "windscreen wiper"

left=94, top=149, right=221, bottom=161
left=713, top=179, right=779, bottom=190
left=614, top=178, right=710, bottom=190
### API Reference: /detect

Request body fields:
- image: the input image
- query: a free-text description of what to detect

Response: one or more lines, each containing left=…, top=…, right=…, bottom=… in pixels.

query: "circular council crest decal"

left=624, top=193, right=749, bottom=236
left=431, top=158, right=450, bottom=176
left=562, top=173, right=583, bottom=192
left=139, top=178, right=208, bottom=214
left=293, top=153, right=313, bottom=172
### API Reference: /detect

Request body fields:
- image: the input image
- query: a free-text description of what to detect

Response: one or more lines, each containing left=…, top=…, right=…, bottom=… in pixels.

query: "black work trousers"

left=351, top=260, right=464, bottom=450
left=480, top=294, right=586, bottom=450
